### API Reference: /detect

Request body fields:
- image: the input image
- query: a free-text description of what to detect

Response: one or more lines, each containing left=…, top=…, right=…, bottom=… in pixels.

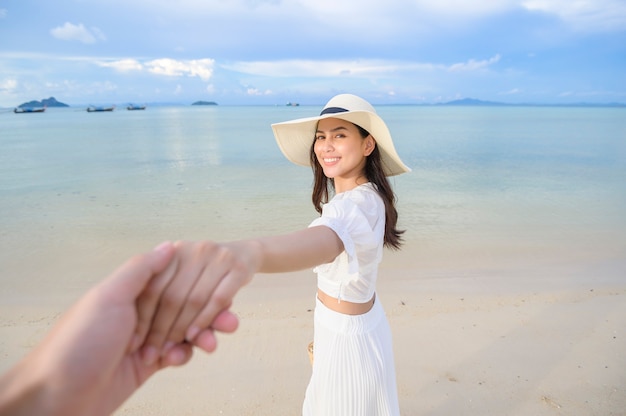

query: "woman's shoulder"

left=316, top=183, right=383, bottom=232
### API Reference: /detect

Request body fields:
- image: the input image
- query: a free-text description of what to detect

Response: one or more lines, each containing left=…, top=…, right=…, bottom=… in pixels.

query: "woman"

left=137, top=94, right=411, bottom=415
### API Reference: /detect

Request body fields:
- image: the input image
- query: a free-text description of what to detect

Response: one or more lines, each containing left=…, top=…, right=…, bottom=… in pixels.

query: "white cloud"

left=50, top=22, right=106, bottom=44
left=246, top=87, right=272, bottom=96
left=225, top=56, right=501, bottom=78
left=0, top=78, right=18, bottom=92
left=78, top=0, right=626, bottom=35
left=447, top=55, right=501, bottom=72
left=145, top=58, right=214, bottom=81
left=97, top=59, right=144, bottom=72
left=295, top=0, right=626, bottom=32
left=412, top=0, right=517, bottom=18
left=0, top=9, right=7, bottom=18
left=522, top=0, right=626, bottom=31
left=94, top=58, right=214, bottom=81
left=225, top=59, right=410, bottom=78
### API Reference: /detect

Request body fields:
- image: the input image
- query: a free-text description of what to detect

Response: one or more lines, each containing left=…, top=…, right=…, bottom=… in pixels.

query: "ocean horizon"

left=5, top=97, right=626, bottom=110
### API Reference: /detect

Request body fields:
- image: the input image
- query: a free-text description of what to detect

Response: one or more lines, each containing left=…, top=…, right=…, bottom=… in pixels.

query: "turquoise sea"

left=1, top=105, right=625, bottom=290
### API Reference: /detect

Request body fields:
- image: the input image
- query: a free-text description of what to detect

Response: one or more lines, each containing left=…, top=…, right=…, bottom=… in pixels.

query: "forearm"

left=249, top=226, right=343, bottom=273
left=0, top=359, right=57, bottom=416
left=136, top=231, right=341, bottom=355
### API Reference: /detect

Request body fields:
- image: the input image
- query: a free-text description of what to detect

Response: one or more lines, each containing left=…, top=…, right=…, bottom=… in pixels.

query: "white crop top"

left=308, top=182, right=384, bottom=303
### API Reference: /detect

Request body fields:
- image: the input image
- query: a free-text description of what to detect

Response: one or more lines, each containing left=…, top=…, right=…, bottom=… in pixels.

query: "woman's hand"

left=135, top=240, right=262, bottom=362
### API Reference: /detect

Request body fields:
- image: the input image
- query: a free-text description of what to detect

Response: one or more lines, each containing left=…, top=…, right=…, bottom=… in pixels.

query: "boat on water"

left=14, top=106, right=46, bottom=113
left=127, top=104, right=146, bottom=110
left=286, top=102, right=300, bottom=106
left=87, top=105, right=115, bottom=112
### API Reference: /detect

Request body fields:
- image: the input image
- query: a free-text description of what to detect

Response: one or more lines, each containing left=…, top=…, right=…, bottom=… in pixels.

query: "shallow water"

left=1, top=105, right=625, bottom=285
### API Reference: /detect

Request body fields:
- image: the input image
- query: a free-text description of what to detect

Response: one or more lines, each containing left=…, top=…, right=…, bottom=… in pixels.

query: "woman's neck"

left=334, top=175, right=369, bottom=194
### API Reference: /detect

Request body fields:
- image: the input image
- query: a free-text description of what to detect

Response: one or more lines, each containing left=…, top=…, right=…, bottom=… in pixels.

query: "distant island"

left=192, top=101, right=218, bottom=106
left=17, top=97, right=69, bottom=108
left=438, top=98, right=625, bottom=107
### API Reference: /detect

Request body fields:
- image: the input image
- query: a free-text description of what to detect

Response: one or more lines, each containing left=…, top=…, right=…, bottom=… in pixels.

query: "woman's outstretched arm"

left=135, top=225, right=342, bottom=362
left=252, top=225, right=342, bottom=273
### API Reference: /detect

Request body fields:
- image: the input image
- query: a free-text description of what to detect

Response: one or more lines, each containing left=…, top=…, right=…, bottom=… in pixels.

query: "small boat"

left=286, top=102, right=300, bottom=106
left=127, top=104, right=146, bottom=110
left=14, top=106, right=46, bottom=113
left=87, top=105, right=115, bottom=112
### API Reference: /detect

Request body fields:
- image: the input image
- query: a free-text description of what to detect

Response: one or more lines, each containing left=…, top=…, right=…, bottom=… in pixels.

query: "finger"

left=193, top=329, right=218, bottom=353
left=96, top=242, right=175, bottom=353
left=144, top=241, right=230, bottom=354
left=211, top=309, right=239, bottom=334
left=184, top=270, right=245, bottom=342
left=187, top=310, right=239, bottom=354
left=132, top=252, right=180, bottom=352
left=162, top=343, right=194, bottom=367
left=154, top=242, right=236, bottom=346
left=140, top=242, right=206, bottom=354
left=100, top=241, right=175, bottom=303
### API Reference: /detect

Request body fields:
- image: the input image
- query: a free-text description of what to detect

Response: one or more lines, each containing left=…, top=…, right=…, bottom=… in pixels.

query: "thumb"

left=98, top=242, right=175, bottom=303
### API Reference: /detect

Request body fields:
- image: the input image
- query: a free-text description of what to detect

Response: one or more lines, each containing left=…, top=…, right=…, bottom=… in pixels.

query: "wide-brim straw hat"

left=271, top=94, right=411, bottom=176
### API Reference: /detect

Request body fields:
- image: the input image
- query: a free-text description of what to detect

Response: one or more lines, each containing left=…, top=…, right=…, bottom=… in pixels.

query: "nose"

left=319, top=138, right=334, bottom=152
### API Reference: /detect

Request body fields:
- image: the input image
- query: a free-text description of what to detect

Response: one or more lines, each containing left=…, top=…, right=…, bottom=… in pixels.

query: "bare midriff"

left=317, top=289, right=375, bottom=315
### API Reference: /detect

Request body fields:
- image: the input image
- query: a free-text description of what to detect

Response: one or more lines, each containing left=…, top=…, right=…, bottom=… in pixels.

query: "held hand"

left=0, top=242, right=238, bottom=416
left=136, top=240, right=260, bottom=360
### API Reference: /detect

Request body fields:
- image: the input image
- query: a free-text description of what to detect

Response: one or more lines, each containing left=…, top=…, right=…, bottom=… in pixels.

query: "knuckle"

left=142, top=282, right=162, bottom=299
left=160, top=291, right=184, bottom=310
left=197, top=240, right=218, bottom=255
left=167, top=326, right=185, bottom=342
left=146, top=327, right=166, bottom=343
left=185, top=292, right=206, bottom=311
left=216, top=245, right=236, bottom=265
left=212, top=291, right=231, bottom=309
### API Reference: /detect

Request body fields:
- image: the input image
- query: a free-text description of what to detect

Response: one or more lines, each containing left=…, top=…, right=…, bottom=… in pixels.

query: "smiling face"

left=313, top=117, right=376, bottom=192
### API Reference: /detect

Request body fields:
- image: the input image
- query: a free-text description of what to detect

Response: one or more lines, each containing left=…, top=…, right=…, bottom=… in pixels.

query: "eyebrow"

left=316, top=126, right=349, bottom=134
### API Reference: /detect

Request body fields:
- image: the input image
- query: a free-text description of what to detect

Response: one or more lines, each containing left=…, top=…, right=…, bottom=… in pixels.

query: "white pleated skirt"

left=302, top=295, right=400, bottom=416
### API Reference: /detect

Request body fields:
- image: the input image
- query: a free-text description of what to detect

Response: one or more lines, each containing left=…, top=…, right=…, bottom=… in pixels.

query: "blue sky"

left=1, top=0, right=625, bottom=106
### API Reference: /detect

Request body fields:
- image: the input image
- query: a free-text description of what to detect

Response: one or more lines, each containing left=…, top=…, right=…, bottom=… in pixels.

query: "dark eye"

left=315, top=134, right=325, bottom=140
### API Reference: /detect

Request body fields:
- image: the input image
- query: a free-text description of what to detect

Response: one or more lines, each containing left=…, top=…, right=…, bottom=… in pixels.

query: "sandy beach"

left=1, top=222, right=624, bottom=415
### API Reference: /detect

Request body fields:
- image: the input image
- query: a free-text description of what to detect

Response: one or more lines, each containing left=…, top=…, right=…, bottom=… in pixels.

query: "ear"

left=363, top=136, right=376, bottom=157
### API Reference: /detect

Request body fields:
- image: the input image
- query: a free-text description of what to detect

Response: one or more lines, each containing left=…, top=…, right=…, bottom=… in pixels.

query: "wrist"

left=0, top=359, right=60, bottom=416
left=246, top=239, right=265, bottom=274
left=223, top=239, right=263, bottom=276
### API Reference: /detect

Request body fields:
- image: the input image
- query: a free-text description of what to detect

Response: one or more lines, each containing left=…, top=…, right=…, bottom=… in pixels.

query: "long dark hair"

left=309, top=123, right=404, bottom=250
